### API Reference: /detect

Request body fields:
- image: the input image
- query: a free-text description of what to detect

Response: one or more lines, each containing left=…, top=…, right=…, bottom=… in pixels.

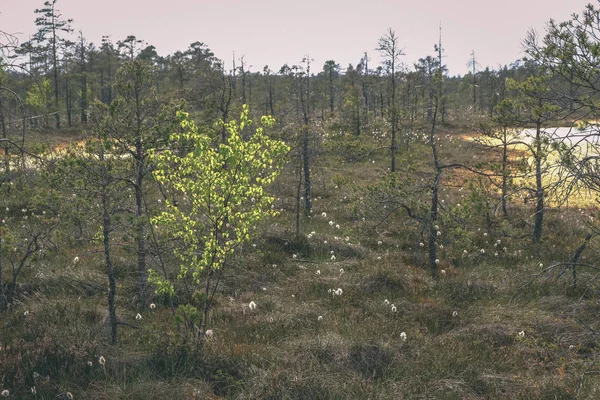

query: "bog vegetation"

left=2, top=1, right=600, bottom=398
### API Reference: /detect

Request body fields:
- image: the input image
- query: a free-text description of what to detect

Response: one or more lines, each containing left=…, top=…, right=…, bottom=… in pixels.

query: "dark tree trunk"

left=0, top=99, right=9, bottom=174
left=100, top=152, right=118, bottom=345
left=133, top=76, right=148, bottom=309
left=303, top=128, right=311, bottom=214
left=501, top=128, right=509, bottom=218
left=300, top=64, right=312, bottom=215
left=570, top=234, right=592, bottom=288
left=428, top=103, right=440, bottom=278
left=0, top=240, right=5, bottom=313
left=296, top=161, right=302, bottom=238
left=390, top=60, right=397, bottom=172
left=329, top=72, right=335, bottom=113
left=66, top=80, right=72, bottom=127
left=533, top=119, right=544, bottom=245
left=268, top=81, right=274, bottom=116
left=81, top=74, right=87, bottom=123
left=134, top=142, right=147, bottom=309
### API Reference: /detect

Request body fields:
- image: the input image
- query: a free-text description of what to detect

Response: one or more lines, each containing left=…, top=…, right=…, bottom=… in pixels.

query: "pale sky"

left=1, top=0, right=593, bottom=76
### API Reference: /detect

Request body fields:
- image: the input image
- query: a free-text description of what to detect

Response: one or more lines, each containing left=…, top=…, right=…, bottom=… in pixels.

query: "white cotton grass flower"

left=248, top=301, right=257, bottom=310
left=87, top=360, right=93, bottom=367
left=419, top=242, right=425, bottom=247
left=539, top=263, right=543, bottom=268
left=377, top=256, right=381, bottom=260
left=384, top=299, right=390, bottom=305
left=440, top=269, right=446, bottom=275
left=334, top=288, right=343, bottom=296
left=67, top=392, right=73, bottom=400
left=329, top=220, right=334, bottom=226
left=331, top=255, right=336, bottom=261
left=480, top=249, right=485, bottom=254
left=336, top=224, right=340, bottom=229
left=391, top=304, right=397, bottom=313
left=318, top=315, right=323, bottom=321
left=316, top=270, right=321, bottom=275
left=1, top=389, right=9, bottom=397
left=73, top=256, right=80, bottom=264
left=345, top=237, right=350, bottom=242
left=435, top=259, right=440, bottom=265
left=452, top=311, right=458, bottom=317
left=135, top=313, right=142, bottom=320
left=321, top=212, right=327, bottom=218
left=292, top=254, right=297, bottom=259
left=205, top=329, right=214, bottom=338
left=98, top=356, right=106, bottom=365
left=31, top=387, right=37, bottom=395
left=400, top=332, right=407, bottom=341
left=518, top=330, right=525, bottom=338
left=150, top=303, right=156, bottom=310
left=24, top=310, right=29, bottom=316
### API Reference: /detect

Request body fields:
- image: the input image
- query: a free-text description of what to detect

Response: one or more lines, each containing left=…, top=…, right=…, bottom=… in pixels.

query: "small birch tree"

left=149, top=105, right=288, bottom=338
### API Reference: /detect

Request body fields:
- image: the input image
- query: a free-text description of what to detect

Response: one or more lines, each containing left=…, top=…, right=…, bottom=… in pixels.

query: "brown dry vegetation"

left=1, top=124, right=600, bottom=399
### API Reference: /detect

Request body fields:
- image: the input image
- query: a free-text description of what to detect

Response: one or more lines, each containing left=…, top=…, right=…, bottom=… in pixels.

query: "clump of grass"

left=348, top=342, right=396, bottom=380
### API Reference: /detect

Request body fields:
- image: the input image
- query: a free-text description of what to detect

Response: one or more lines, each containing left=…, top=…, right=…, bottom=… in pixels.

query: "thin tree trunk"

left=0, top=239, right=5, bottom=312
left=296, top=161, right=302, bottom=238
left=81, top=74, right=87, bottom=124
left=303, top=128, right=311, bottom=214
left=501, top=128, right=509, bottom=218
left=66, top=80, right=72, bottom=127
left=0, top=101, right=9, bottom=174
left=428, top=102, right=440, bottom=278
left=134, top=75, right=147, bottom=309
left=100, top=155, right=118, bottom=345
left=135, top=164, right=147, bottom=309
left=533, top=119, right=544, bottom=244
left=301, top=65, right=312, bottom=215
left=390, top=61, right=397, bottom=172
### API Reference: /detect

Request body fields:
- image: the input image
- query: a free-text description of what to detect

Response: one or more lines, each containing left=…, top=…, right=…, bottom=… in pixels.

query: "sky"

left=1, top=0, right=594, bottom=76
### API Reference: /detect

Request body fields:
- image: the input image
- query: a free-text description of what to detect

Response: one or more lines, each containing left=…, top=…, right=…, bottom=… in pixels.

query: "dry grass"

left=2, top=124, right=600, bottom=398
